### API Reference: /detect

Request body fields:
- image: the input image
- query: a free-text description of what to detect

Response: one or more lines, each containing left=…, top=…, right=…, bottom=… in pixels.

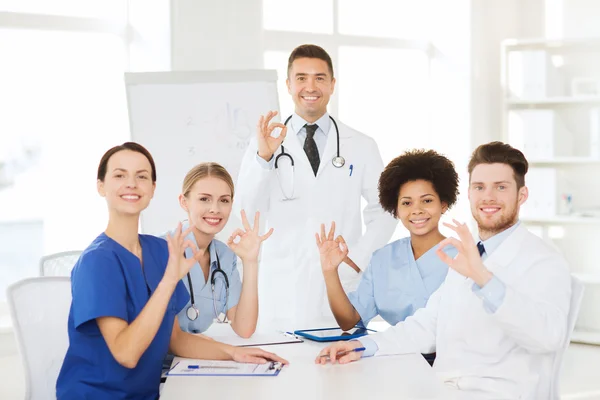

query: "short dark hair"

left=287, top=44, right=334, bottom=78
left=467, top=141, right=528, bottom=189
left=97, top=142, right=157, bottom=182
left=378, top=149, right=460, bottom=218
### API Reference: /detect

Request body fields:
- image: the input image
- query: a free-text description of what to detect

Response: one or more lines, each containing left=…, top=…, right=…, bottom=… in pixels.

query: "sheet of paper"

left=167, top=359, right=282, bottom=376
left=207, top=331, right=302, bottom=347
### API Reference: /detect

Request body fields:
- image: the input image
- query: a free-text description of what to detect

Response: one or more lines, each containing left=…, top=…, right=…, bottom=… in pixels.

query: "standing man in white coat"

left=317, top=142, right=572, bottom=400
left=235, top=44, right=397, bottom=326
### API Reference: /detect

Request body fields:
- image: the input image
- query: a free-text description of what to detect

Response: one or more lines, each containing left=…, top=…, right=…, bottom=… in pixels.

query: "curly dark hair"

left=378, top=149, right=459, bottom=218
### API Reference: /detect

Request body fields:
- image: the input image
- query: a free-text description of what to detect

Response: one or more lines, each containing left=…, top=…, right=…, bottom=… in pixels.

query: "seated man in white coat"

left=316, top=141, right=572, bottom=400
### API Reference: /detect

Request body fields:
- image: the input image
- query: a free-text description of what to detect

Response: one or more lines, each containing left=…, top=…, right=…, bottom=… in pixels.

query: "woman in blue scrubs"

left=56, top=142, right=287, bottom=400
left=171, top=163, right=269, bottom=337
left=317, top=149, right=459, bottom=331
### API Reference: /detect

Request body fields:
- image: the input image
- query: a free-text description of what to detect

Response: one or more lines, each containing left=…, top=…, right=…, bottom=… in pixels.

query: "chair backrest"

left=549, top=275, right=585, bottom=399
left=39, top=251, right=82, bottom=277
left=7, top=277, right=72, bottom=400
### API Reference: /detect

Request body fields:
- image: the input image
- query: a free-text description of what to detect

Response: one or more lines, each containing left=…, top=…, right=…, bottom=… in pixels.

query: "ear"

left=330, top=76, right=336, bottom=94
left=150, top=182, right=156, bottom=199
left=518, top=186, right=528, bottom=206
left=441, top=202, right=448, bottom=214
left=179, top=194, right=189, bottom=213
left=97, top=180, right=106, bottom=197
left=286, top=78, right=291, bottom=95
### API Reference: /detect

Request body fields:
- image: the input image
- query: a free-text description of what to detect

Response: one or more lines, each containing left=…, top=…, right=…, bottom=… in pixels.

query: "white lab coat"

left=235, top=117, right=397, bottom=326
left=368, top=224, right=571, bottom=400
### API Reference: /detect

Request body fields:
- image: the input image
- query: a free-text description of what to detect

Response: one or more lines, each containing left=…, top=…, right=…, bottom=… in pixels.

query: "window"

left=338, top=46, right=430, bottom=165
left=262, top=0, right=472, bottom=241
left=0, top=6, right=129, bottom=304
left=262, top=0, right=333, bottom=34
left=338, top=0, right=430, bottom=40
left=0, top=0, right=126, bottom=20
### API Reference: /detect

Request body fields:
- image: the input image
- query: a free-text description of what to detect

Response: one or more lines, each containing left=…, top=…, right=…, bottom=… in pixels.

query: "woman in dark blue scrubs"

left=56, top=142, right=287, bottom=400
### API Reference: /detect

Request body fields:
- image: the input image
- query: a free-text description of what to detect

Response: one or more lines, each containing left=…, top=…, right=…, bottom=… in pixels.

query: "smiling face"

left=396, top=180, right=447, bottom=237
left=180, top=176, right=233, bottom=237
left=286, top=57, right=335, bottom=123
left=468, top=163, right=528, bottom=240
left=97, top=149, right=155, bottom=216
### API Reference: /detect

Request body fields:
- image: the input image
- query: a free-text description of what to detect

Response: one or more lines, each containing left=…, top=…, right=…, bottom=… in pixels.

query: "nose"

left=208, top=201, right=221, bottom=214
left=481, top=186, right=496, bottom=202
left=305, top=77, right=317, bottom=91
left=125, top=175, right=137, bottom=188
left=411, top=205, right=425, bottom=215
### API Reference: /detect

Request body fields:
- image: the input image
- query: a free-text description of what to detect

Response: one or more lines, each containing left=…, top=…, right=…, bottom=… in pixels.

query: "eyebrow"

left=113, top=168, right=150, bottom=174
left=196, top=193, right=232, bottom=197
left=471, top=181, right=512, bottom=185
left=295, top=72, right=328, bottom=77
left=400, top=193, right=435, bottom=200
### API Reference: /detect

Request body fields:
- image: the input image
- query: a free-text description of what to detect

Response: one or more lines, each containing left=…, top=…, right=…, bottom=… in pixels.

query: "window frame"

left=0, top=6, right=131, bottom=313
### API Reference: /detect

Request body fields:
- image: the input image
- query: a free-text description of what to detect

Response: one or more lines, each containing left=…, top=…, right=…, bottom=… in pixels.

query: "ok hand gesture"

left=256, top=111, right=287, bottom=161
left=163, top=223, right=201, bottom=286
left=315, top=222, right=348, bottom=274
left=436, top=219, right=493, bottom=287
left=227, top=210, right=273, bottom=264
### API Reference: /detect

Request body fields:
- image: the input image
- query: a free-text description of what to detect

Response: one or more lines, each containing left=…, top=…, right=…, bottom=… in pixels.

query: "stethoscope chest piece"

left=186, top=305, right=199, bottom=321
left=332, top=155, right=345, bottom=168
left=185, top=244, right=230, bottom=323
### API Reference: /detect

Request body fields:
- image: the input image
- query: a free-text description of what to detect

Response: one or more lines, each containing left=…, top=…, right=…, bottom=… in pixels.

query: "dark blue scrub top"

left=56, top=233, right=189, bottom=400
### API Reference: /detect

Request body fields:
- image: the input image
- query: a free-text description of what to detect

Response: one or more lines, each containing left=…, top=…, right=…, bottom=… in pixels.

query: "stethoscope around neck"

left=185, top=243, right=230, bottom=323
left=274, top=115, right=345, bottom=200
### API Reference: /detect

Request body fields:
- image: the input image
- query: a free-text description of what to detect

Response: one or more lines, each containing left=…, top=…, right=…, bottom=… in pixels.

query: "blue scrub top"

left=56, top=233, right=189, bottom=400
left=348, top=237, right=456, bottom=327
left=168, top=223, right=242, bottom=333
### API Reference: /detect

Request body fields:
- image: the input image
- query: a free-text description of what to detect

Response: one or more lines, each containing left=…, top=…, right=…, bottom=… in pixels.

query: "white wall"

left=129, top=0, right=172, bottom=71
left=170, top=0, right=264, bottom=71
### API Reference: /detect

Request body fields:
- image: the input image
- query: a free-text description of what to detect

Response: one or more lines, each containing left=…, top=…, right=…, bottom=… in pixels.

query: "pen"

left=268, top=361, right=282, bottom=370
left=349, top=164, right=354, bottom=177
left=278, top=330, right=299, bottom=339
left=319, top=347, right=366, bottom=360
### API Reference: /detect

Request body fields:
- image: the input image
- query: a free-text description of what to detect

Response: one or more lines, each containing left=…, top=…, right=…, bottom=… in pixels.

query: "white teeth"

left=121, top=195, right=139, bottom=200
left=205, top=218, right=220, bottom=223
left=482, top=208, right=499, bottom=212
left=303, top=96, right=318, bottom=100
left=411, top=219, right=427, bottom=224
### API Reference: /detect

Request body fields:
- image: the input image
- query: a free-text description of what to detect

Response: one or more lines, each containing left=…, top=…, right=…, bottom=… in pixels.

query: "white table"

left=161, top=325, right=461, bottom=400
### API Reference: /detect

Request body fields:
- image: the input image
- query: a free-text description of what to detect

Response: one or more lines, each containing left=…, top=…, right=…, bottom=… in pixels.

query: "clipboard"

left=208, top=331, right=303, bottom=347
left=293, top=326, right=376, bottom=342
left=166, top=359, right=284, bottom=377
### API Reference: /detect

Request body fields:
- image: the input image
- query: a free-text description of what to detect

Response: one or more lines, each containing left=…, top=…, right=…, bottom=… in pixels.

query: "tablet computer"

left=293, top=327, right=376, bottom=342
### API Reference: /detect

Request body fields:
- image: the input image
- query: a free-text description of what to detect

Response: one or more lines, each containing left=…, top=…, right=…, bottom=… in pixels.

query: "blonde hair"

left=182, top=162, right=234, bottom=199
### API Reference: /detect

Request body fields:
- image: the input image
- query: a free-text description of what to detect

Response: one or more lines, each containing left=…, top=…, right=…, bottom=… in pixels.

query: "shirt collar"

left=290, top=112, right=331, bottom=136
left=208, top=240, right=219, bottom=271
left=480, top=221, right=521, bottom=257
